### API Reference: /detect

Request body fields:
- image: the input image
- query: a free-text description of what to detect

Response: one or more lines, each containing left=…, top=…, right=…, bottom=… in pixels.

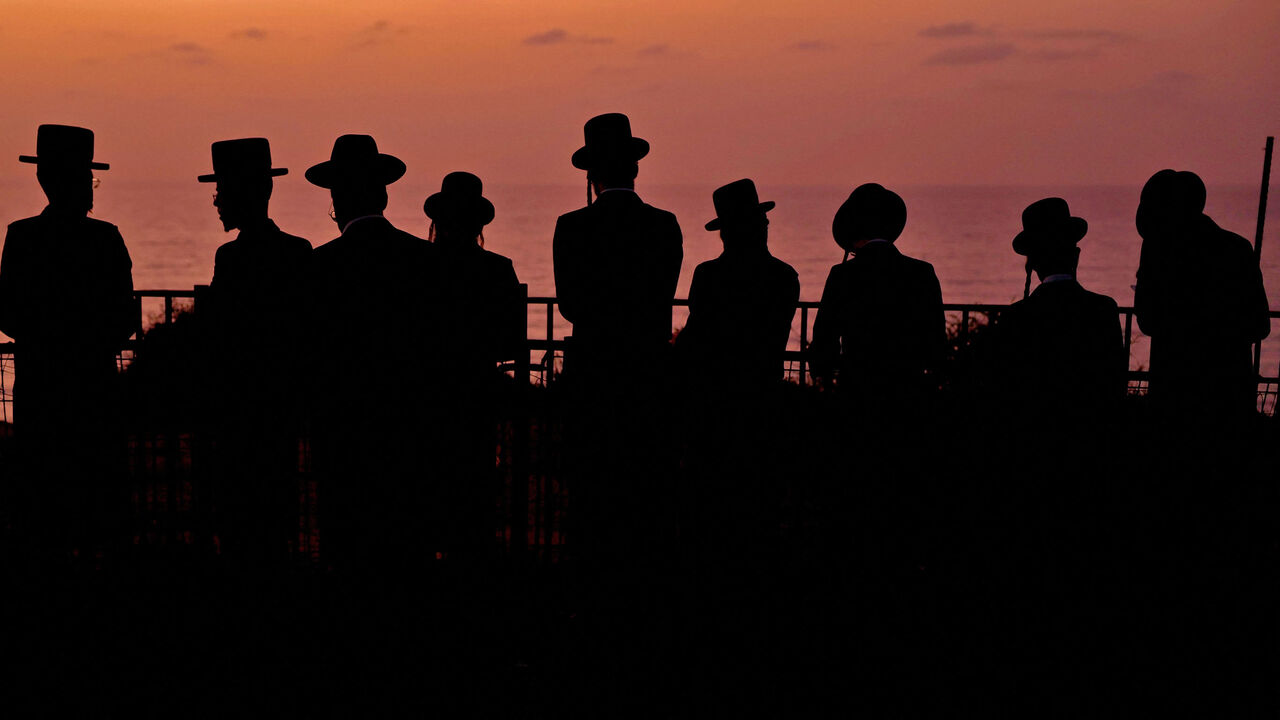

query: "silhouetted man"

left=996, top=197, right=1126, bottom=418
left=1134, top=170, right=1270, bottom=420
left=810, top=183, right=944, bottom=412
left=676, top=179, right=799, bottom=389
left=0, top=124, right=135, bottom=562
left=989, top=197, right=1127, bottom=710
left=422, top=171, right=522, bottom=562
left=551, top=114, right=684, bottom=673
left=198, top=137, right=311, bottom=565
left=673, top=179, right=798, bottom=597
left=304, top=134, right=438, bottom=570
left=553, top=113, right=683, bottom=386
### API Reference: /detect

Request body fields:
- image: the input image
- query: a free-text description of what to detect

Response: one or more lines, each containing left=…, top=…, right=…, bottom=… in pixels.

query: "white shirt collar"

left=341, top=214, right=384, bottom=235
left=863, top=238, right=892, bottom=246
left=1041, top=273, right=1075, bottom=285
left=597, top=188, right=637, bottom=195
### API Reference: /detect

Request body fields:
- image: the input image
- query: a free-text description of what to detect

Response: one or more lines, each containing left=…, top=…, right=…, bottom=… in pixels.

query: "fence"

left=0, top=287, right=1277, bottom=562
left=2, top=288, right=1280, bottom=422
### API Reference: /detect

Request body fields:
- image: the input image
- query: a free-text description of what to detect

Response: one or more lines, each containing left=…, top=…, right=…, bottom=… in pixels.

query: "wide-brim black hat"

left=305, top=134, right=406, bottom=189
left=197, top=137, right=287, bottom=183
left=1012, top=197, right=1088, bottom=256
left=423, top=171, right=495, bottom=226
left=832, top=183, right=908, bottom=251
left=705, top=179, right=775, bottom=231
left=19, top=124, right=109, bottom=170
left=571, top=113, right=650, bottom=170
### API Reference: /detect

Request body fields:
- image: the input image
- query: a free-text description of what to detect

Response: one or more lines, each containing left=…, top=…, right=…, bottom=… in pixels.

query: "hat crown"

left=1021, top=197, right=1073, bottom=231
left=210, top=138, right=273, bottom=176
left=438, top=171, right=483, bottom=198
left=712, top=179, right=763, bottom=219
left=583, top=113, right=634, bottom=148
left=330, top=134, right=381, bottom=163
left=34, top=124, right=95, bottom=166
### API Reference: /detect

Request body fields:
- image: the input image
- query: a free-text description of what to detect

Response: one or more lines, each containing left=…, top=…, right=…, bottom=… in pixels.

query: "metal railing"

left=3, top=288, right=1280, bottom=420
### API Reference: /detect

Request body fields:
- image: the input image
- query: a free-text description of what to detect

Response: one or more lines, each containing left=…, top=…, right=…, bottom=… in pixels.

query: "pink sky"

left=0, top=0, right=1276, bottom=189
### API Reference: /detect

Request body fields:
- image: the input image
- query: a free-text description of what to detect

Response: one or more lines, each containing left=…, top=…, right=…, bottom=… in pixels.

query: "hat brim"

left=20, top=155, right=110, bottom=171
left=423, top=193, right=496, bottom=226
left=1012, top=216, right=1088, bottom=255
left=571, top=137, right=650, bottom=170
left=705, top=200, right=775, bottom=232
left=304, top=154, right=407, bottom=188
left=197, top=168, right=288, bottom=183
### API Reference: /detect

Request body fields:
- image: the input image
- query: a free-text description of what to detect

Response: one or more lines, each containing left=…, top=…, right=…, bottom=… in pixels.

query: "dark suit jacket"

left=553, top=190, right=682, bottom=380
left=996, top=279, right=1126, bottom=415
left=308, top=216, right=438, bottom=418
left=0, top=207, right=134, bottom=423
left=1135, top=214, right=1270, bottom=415
left=809, top=243, right=944, bottom=395
left=433, top=241, right=524, bottom=387
left=208, top=220, right=312, bottom=392
left=675, top=248, right=799, bottom=388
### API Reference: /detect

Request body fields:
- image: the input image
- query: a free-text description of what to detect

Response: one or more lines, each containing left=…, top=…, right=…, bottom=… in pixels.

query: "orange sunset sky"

left=0, top=0, right=1276, bottom=189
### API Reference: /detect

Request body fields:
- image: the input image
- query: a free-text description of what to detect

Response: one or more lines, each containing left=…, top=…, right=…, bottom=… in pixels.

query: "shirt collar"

left=341, top=214, right=384, bottom=235
left=1041, top=273, right=1075, bottom=285
left=597, top=188, right=637, bottom=196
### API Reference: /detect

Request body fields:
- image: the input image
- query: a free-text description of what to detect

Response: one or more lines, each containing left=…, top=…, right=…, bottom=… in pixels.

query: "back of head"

left=587, top=161, right=639, bottom=190
left=1137, top=169, right=1206, bottom=238
left=832, top=183, right=907, bottom=252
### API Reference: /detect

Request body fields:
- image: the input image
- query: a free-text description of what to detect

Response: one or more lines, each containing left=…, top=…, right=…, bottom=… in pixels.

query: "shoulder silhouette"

left=0, top=124, right=134, bottom=426
left=996, top=197, right=1126, bottom=417
left=809, top=183, right=943, bottom=405
left=1134, top=169, right=1270, bottom=419
left=676, top=178, right=799, bottom=389
left=553, top=113, right=682, bottom=384
left=202, top=138, right=312, bottom=351
left=424, top=171, right=523, bottom=374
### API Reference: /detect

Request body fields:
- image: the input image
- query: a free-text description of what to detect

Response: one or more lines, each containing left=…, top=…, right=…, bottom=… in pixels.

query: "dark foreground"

left=1, top=400, right=1276, bottom=716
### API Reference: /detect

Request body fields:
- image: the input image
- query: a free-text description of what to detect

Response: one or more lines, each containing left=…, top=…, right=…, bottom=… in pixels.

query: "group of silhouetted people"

left=0, top=117, right=1272, bottom=576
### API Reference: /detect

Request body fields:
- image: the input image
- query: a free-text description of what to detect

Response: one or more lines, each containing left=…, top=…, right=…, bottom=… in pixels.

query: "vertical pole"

left=546, top=301, right=555, bottom=382
left=799, top=305, right=809, bottom=384
left=164, top=295, right=173, bottom=326
left=1253, top=137, right=1273, bottom=376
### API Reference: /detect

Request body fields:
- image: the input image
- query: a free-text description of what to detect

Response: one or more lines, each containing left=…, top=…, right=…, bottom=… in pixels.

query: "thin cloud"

left=925, top=43, right=1016, bottom=65
left=230, top=28, right=267, bottom=40
left=1027, top=47, right=1100, bottom=62
left=637, top=44, right=669, bottom=56
left=1023, top=28, right=1130, bottom=42
left=168, top=42, right=214, bottom=65
left=786, top=40, right=833, bottom=51
left=524, top=28, right=568, bottom=45
left=352, top=20, right=409, bottom=48
left=919, top=22, right=981, bottom=39
left=523, top=28, right=614, bottom=46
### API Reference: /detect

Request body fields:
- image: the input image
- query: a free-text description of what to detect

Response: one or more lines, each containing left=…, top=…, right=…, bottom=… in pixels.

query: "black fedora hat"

left=423, top=171, right=495, bottom=227
left=705, top=179, right=775, bottom=231
left=571, top=113, right=650, bottom=171
left=19, top=124, right=109, bottom=170
left=197, top=138, right=287, bottom=183
left=832, top=183, right=907, bottom=252
left=305, top=134, right=406, bottom=189
left=1012, top=197, right=1088, bottom=256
